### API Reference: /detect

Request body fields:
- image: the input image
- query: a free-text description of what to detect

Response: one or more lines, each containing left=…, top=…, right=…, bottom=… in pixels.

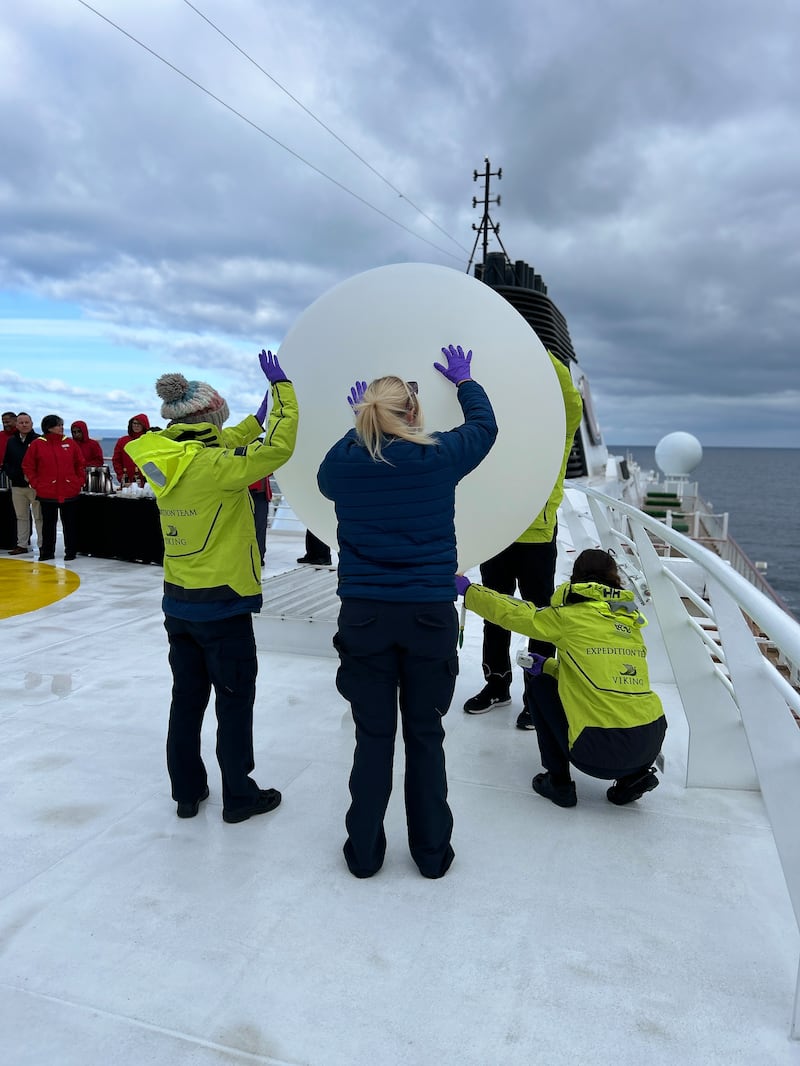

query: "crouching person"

left=456, top=548, right=666, bottom=807
left=126, top=350, right=298, bottom=823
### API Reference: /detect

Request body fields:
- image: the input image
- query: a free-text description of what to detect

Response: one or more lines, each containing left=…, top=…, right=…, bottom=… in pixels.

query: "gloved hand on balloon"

left=454, top=574, right=471, bottom=597
left=347, top=380, right=368, bottom=409
left=521, top=652, right=548, bottom=678
left=434, top=344, right=473, bottom=386
left=259, top=349, right=289, bottom=385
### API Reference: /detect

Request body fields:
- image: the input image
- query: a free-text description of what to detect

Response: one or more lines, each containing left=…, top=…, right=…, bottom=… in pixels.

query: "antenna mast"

left=466, top=157, right=511, bottom=274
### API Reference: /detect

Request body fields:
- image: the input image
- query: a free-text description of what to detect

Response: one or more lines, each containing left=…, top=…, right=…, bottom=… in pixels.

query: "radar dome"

left=655, top=432, right=703, bottom=476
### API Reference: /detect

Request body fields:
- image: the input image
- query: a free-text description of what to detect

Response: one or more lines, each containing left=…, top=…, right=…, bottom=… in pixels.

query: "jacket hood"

left=127, top=413, right=151, bottom=434
left=124, top=430, right=203, bottom=498
left=551, top=579, right=647, bottom=626
left=71, top=420, right=90, bottom=437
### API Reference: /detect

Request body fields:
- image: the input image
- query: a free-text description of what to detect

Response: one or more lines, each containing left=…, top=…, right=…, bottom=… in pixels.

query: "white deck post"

left=631, top=524, right=758, bottom=789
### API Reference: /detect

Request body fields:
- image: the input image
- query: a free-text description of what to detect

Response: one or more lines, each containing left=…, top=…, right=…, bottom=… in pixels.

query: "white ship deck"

left=2, top=528, right=799, bottom=1065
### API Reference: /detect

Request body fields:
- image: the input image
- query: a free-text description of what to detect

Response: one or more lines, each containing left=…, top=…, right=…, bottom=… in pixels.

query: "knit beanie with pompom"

left=155, top=372, right=230, bottom=427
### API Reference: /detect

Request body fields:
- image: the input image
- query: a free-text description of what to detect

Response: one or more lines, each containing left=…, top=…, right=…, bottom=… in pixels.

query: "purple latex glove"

left=259, top=349, right=288, bottom=385
left=521, top=652, right=548, bottom=678
left=434, top=344, right=473, bottom=385
left=455, top=574, right=471, bottom=597
left=347, top=380, right=367, bottom=409
left=255, top=391, right=270, bottom=426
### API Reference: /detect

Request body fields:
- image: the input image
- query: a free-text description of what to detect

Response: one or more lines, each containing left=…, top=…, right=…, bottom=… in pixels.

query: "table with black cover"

left=0, top=489, right=16, bottom=549
left=76, top=494, right=164, bottom=565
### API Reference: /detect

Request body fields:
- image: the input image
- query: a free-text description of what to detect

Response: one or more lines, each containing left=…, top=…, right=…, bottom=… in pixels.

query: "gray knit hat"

left=155, top=372, right=230, bottom=427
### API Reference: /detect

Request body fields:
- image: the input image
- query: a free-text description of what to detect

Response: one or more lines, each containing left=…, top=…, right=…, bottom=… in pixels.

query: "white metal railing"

left=564, top=484, right=800, bottom=1038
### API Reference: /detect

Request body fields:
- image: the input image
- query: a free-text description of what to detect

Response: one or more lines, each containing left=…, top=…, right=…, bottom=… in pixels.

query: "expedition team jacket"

left=464, top=578, right=666, bottom=772
left=516, top=352, right=583, bottom=543
left=125, top=381, right=298, bottom=605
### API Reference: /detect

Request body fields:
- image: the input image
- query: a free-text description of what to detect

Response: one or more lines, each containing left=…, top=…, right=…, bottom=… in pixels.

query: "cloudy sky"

left=2, top=0, right=799, bottom=445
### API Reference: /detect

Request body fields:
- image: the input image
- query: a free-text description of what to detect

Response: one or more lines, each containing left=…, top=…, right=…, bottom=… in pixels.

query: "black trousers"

left=304, top=530, right=331, bottom=563
left=38, top=496, right=79, bottom=557
left=478, top=537, right=558, bottom=697
left=528, top=674, right=652, bottom=784
left=163, top=613, right=261, bottom=814
left=334, top=599, right=458, bottom=878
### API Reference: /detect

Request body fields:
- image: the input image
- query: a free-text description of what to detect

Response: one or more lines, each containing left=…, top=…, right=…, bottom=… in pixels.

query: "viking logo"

left=620, top=664, right=638, bottom=676
left=165, top=524, right=179, bottom=537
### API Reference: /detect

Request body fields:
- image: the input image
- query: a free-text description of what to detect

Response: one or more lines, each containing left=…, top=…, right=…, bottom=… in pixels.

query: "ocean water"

left=612, top=446, right=800, bottom=619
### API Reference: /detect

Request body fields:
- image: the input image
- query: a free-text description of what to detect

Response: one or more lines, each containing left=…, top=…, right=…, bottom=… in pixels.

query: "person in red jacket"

left=0, top=411, right=17, bottom=467
left=22, top=414, right=85, bottom=562
left=113, top=414, right=150, bottom=486
left=70, top=420, right=105, bottom=468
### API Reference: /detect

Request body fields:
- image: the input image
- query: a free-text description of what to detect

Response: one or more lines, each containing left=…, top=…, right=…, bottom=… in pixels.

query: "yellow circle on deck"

left=0, top=557, right=81, bottom=618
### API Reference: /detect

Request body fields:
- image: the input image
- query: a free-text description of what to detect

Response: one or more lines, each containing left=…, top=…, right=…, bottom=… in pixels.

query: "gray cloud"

left=1, top=0, right=799, bottom=444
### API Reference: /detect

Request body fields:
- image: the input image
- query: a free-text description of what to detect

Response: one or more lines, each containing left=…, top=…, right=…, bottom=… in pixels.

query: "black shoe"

left=607, top=769, right=659, bottom=806
left=176, top=784, right=210, bottom=819
left=516, top=708, right=536, bottom=731
left=532, top=772, right=577, bottom=808
left=297, top=555, right=332, bottom=566
left=223, top=788, right=282, bottom=823
left=64, top=554, right=77, bottom=561
left=463, top=684, right=511, bottom=714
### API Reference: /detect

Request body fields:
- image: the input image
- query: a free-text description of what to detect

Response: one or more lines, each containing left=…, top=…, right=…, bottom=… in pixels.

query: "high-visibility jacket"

left=464, top=578, right=666, bottom=771
left=125, top=381, right=298, bottom=604
left=516, top=352, right=583, bottom=543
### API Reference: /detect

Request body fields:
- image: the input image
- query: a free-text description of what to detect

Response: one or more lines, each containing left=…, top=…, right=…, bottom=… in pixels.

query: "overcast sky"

left=2, top=0, right=799, bottom=445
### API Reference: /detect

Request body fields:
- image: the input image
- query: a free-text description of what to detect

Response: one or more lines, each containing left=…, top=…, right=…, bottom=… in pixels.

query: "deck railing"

left=563, top=484, right=800, bottom=1038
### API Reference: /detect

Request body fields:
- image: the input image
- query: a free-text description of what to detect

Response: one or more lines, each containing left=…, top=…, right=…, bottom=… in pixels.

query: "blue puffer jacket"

left=317, top=379, right=497, bottom=602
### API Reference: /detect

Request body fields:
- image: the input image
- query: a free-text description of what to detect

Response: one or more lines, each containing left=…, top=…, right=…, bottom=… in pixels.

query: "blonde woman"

left=318, top=345, right=497, bottom=878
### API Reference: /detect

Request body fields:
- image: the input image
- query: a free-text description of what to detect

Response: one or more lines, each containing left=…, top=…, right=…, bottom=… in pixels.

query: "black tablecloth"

left=0, top=490, right=16, bottom=549
left=76, top=494, right=164, bottom=564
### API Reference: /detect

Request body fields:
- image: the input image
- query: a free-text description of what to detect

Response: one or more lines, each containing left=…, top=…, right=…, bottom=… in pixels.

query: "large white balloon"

left=276, top=262, right=566, bottom=571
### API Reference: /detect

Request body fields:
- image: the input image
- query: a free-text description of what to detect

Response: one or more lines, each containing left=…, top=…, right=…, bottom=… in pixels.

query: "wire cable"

left=75, top=0, right=467, bottom=264
left=181, top=0, right=471, bottom=256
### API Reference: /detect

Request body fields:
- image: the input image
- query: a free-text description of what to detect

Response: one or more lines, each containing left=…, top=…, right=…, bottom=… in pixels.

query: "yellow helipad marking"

left=0, top=557, right=81, bottom=618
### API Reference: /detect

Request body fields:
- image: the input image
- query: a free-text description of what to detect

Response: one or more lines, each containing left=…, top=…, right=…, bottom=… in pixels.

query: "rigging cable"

left=181, top=0, right=471, bottom=257
left=75, top=0, right=467, bottom=265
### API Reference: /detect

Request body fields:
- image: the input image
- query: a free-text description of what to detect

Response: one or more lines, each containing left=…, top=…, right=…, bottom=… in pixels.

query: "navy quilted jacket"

left=317, top=380, right=497, bottom=602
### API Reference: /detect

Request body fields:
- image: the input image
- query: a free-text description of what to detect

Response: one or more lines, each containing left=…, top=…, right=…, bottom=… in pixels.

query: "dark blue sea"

left=611, top=446, right=800, bottom=619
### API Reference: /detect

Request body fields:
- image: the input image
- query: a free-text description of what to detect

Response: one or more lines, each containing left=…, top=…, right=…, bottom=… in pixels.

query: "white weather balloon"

left=276, top=262, right=567, bottom=572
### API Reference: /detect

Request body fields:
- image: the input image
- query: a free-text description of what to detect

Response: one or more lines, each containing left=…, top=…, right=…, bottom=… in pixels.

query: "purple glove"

left=255, top=392, right=270, bottom=426
left=259, top=349, right=288, bottom=385
left=455, top=574, right=471, bottom=597
left=521, top=652, right=547, bottom=678
left=434, top=344, right=473, bottom=385
left=347, top=380, right=367, bottom=409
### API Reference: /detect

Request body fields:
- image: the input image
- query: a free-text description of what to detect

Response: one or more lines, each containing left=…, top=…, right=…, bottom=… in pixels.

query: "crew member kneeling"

left=456, top=549, right=666, bottom=807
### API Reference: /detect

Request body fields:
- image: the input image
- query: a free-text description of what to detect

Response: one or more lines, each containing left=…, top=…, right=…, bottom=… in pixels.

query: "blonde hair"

left=353, top=376, right=437, bottom=461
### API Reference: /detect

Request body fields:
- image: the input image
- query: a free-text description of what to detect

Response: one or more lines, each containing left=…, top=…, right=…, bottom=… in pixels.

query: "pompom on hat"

left=155, top=372, right=230, bottom=427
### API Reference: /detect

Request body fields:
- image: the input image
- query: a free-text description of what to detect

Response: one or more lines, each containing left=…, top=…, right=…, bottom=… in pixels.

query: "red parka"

left=70, top=421, right=105, bottom=468
left=22, top=432, right=85, bottom=502
left=113, top=413, right=150, bottom=484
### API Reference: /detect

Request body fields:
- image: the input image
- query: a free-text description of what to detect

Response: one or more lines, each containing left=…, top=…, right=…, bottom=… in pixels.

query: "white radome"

left=276, top=262, right=567, bottom=571
left=655, top=431, right=703, bottom=476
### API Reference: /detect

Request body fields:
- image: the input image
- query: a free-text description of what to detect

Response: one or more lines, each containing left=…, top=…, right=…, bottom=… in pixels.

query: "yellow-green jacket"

left=125, top=381, right=298, bottom=604
left=464, top=578, right=666, bottom=771
left=516, top=352, right=583, bottom=543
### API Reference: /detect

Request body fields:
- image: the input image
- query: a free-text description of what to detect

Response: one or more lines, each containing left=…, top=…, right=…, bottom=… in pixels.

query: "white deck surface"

left=2, top=530, right=799, bottom=1065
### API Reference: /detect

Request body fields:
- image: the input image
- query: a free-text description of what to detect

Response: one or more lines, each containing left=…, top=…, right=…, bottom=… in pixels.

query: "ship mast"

left=466, top=157, right=512, bottom=274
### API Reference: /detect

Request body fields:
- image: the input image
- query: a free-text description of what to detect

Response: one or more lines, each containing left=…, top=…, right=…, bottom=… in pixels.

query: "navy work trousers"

left=163, top=613, right=261, bottom=814
left=334, top=599, right=458, bottom=879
